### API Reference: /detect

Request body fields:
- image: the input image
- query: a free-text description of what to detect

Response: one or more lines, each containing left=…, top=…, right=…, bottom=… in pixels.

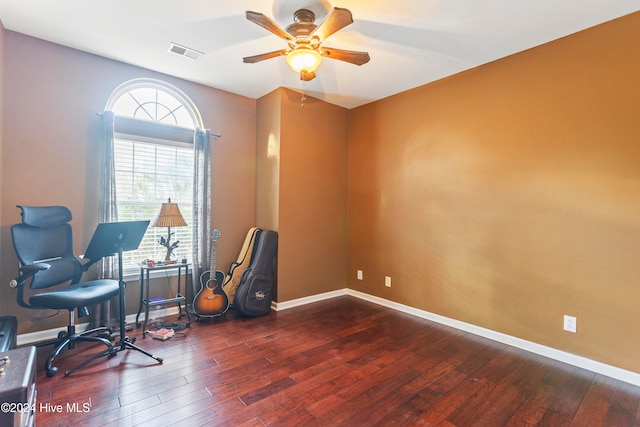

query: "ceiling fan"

left=243, top=7, right=370, bottom=81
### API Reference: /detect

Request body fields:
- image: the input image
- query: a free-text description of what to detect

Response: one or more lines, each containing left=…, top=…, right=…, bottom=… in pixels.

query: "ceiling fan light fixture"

left=286, top=47, right=322, bottom=73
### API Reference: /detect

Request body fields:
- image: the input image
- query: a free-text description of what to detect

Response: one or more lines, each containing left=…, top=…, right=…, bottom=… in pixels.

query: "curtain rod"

left=97, top=112, right=221, bottom=138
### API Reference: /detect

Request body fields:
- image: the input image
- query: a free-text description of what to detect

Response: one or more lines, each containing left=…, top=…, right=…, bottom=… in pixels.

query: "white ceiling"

left=0, top=0, right=638, bottom=109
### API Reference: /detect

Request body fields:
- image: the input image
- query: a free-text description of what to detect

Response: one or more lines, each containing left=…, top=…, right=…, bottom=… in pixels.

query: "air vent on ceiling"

left=168, top=42, right=203, bottom=60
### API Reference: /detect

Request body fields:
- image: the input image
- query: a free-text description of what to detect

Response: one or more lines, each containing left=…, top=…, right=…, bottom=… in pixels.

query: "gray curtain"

left=190, top=128, right=212, bottom=304
left=98, top=111, right=118, bottom=279
left=93, top=111, right=119, bottom=329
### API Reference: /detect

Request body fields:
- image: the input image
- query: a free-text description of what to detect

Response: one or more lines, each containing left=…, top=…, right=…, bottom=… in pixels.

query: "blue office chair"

left=10, top=205, right=120, bottom=377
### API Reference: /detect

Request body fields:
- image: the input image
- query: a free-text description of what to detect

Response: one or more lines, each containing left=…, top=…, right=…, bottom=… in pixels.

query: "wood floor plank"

left=569, top=374, right=616, bottom=426
left=398, top=375, right=488, bottom=425
left=444, top=348, right=533, bottom=425
left=339, top=389, right=416, bottom=426
left=507, top=383, right=558, bottom=426
left=549, top=367, right=597, bottom=419
left=254, top=382, right=341, bottom=425
left=29, top=296, right=640, bottom=426
left=238, top=376, right=297, bottom=406
left=601, top=380, right=640, bottom=426
left=178, top=393, right=263, bottom=426
left=308, top=366, right=422, bottom=424
left=472, top=383, right=529, bottom=426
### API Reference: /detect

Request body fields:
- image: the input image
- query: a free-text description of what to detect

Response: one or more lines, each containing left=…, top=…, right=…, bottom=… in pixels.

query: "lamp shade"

left=286, top=47, right=322, bottom=73
left=152, top=198, right=187, bottom=228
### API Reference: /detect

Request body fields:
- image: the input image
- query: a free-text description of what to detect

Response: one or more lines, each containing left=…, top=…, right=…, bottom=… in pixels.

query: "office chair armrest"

left=9, top=263, right=51, bottom=288
left=21, top=262, right=51, bottom=273
left=79, top=256, right=100, bottom=272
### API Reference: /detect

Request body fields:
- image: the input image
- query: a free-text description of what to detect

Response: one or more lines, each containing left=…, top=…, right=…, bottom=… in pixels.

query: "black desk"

left=135, top=263, right=191, bottom=337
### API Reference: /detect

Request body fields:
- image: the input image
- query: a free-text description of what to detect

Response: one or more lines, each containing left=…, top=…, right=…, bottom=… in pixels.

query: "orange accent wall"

left=256, top=90, right=281, bottom=233
left=348, top=12, right=640, bottom=372
left=257, top=88, right=349, bottom=302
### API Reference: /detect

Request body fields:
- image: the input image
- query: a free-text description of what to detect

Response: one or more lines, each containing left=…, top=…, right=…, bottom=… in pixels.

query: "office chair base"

left=63, top=343, right=119, bottom=377
left=45, top=326, right=114, bottom=377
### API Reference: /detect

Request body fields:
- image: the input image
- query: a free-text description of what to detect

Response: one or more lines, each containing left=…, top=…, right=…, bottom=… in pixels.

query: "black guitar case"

left=234, top=230, right=278, bottom=317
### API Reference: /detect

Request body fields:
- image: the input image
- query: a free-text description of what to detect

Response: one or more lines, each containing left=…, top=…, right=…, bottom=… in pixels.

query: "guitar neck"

left=209, top=230, right=219, bottom=273
left=211, top=240, right=217, bottom=272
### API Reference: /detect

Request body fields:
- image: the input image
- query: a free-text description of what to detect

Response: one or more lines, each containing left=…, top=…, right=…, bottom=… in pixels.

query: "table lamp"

left=152, top=198, right=187, bottom=263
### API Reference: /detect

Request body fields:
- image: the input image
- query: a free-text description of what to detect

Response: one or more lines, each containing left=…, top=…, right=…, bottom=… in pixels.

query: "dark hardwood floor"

left=31, top=296, right=640, bottom=426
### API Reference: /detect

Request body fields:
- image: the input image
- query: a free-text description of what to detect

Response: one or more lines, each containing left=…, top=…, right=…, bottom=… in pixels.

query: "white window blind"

left=114, top=137, right=194, bottom=274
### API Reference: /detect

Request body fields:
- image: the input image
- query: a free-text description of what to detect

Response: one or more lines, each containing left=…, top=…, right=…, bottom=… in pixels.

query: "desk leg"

left=142, top=271, right=150, bottom=338
left=183, top=265, right=189, bottom=314
left=177, top=266, right=183, bottom=318
left=136, top=266, right=144, bottom=328
left=178, top=265, right=191, bottom=325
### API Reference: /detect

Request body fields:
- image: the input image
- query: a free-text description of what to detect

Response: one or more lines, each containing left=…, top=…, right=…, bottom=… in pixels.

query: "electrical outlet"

left=563, top=315, right=577, bottom=333
left=357, top=270, right=363, bottom=280
left=385, top=276, right=391, bottom=287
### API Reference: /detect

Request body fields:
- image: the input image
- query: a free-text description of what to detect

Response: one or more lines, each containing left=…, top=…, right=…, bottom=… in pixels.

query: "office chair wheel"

left=108, top=347, right=118, bottom=357
left=46, top=366, right=58, bottom=377
left=58, top=331, right=67, bottom=339
left=186, top=322, right=190, bottom=328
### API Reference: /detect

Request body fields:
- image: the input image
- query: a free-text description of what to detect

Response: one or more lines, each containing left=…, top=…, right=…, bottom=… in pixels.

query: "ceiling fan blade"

left=320, top=47, right=370, bottom=66
left=243, top=49, right=289, bottom=63
left=246, top=11, right=295, bottom=42
left=309, top=7, right=353, bottom=43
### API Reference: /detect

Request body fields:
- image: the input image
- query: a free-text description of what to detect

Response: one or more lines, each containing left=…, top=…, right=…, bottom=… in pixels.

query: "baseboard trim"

left=273, top=288, right=640, bottom=387
left=272, top=289, right=348, bottom=311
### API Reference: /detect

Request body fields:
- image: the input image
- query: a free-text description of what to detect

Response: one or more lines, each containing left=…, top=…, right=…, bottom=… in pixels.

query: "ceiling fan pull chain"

left=301, top=81, right=307, bottom=107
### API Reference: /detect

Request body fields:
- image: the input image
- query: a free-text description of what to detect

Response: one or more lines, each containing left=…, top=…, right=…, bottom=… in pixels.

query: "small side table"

left=136, top=262, right=191, bottom=337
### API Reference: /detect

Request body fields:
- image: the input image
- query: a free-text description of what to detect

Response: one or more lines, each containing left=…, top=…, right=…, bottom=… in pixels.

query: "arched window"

left=107, top=79, right=201, bottom=128
left=105, top=79, right=203, bottom=273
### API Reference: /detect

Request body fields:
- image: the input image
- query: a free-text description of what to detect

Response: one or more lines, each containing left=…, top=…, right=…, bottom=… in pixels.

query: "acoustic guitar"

left=193, top=229, right=229, bottom=318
